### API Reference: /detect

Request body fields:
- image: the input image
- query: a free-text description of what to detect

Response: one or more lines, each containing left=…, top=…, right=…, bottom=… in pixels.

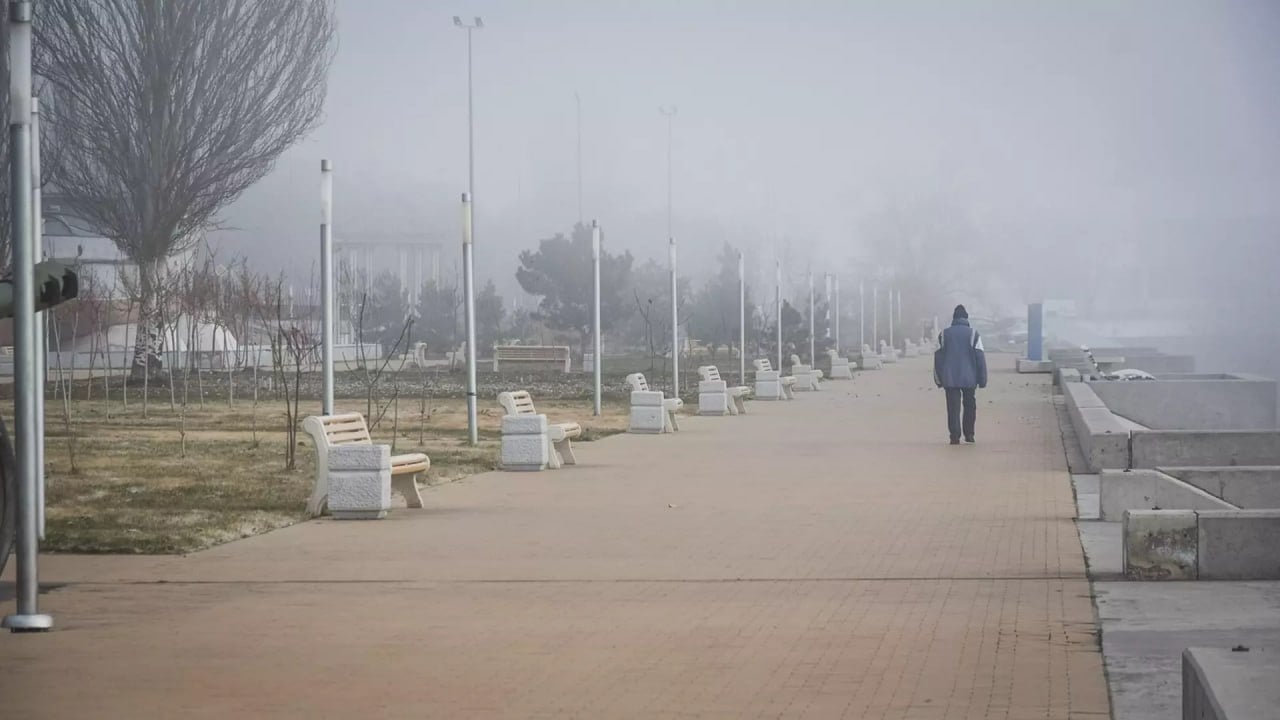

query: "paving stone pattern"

left=0, top=356, right=1109, bottom=719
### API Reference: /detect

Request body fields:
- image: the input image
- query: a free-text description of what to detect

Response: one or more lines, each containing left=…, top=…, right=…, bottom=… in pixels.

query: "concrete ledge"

left=1183, top=647, right=1279, bottom=720
left=1064, top=382, right=1131, bottom=471
left=1087, top=374, right=1277, bottom=430
left=1100, top=469, right=1236, bottom=521
left=1123, top=509, right=1197, bottom=580
left=1017, top=358, right=1053, bottom=373
left=1198, top=510, right=1280, bottom=580
left=1123, top=509, right=1280, bottom=580
left=1160, top=467, right=1280, bottom=509
left=1130, top=431, right=1280, bottom=469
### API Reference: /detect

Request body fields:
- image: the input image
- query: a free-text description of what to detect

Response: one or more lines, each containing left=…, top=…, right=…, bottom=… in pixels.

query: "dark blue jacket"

left=934, top=318, right=988, bottom=389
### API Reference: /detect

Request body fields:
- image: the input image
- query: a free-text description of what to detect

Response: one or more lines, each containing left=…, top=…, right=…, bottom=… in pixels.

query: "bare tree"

left=37, top=0, right=336, bottom=377
left=258, top=275, right=316, bottom=472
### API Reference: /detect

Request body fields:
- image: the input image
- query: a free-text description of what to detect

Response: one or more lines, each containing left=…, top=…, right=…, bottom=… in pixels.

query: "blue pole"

left=1027, top=303, right=1043, bottom=361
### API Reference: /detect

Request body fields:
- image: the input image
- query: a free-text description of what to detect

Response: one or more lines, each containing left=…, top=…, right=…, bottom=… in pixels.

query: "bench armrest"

left=630, top=390, right=665, bottom=406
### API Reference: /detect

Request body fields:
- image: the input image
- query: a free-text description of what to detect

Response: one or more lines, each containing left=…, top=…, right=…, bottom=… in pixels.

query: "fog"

left=213, top=0, right=1280, bottom=376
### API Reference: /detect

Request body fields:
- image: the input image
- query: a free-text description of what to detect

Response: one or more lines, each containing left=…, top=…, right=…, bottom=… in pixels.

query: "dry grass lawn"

left=12, top=388, right=631, bottom=554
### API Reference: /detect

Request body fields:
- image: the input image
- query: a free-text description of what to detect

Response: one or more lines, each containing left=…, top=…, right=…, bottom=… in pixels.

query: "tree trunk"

left=131, top=263, right=163, bottom=379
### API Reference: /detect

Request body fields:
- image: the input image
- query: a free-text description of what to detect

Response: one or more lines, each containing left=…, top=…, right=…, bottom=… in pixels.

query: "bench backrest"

left=498, top=390, right=538, bottom=416
left=698, top=365, right=722, bottom=382
left=625, top=373, right=650, bottom=392
left=754, top=358, right=774, bottom=372
left=495, top=345, right=569, bottom=360
left=302, top=412, right=373, bottom=451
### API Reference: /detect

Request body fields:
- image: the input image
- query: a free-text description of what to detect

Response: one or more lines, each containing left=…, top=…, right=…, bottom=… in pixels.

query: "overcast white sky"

left=214, top=0, right=1280, bottom=314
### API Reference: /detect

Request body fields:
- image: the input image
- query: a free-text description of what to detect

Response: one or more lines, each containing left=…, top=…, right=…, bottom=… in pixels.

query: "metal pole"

left=31, top=94, right=43, bottom=540
left=859, top=280, right=865, bottom=349
left=833, top=275, right=840, bottom=352
left=3, top=0, right=51, bottom=632
left=872, top=282, right=879, bottom=352
left=575, top=92, right=582, bottom=224
left=808, top=271, right=815, bottom=364
left=591, top=220, right=601, bottom=416
left=775, top=260, right=782, bottom=370
left=897, top=289, right=903, bottom=337
left=738, top=251, right=746, bottom=386
left=466, top=26, right=475, bottom=211
left=669, top=236, right=679, bottom=398
left=320, top=159, right=334, bottom=415
left=888, top=284, right=895, bottom=351
left=462, top=193, right=478, bottom=445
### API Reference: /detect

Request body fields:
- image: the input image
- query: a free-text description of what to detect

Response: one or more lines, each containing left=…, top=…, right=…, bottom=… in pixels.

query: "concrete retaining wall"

left=1063, top=382, right=1131, bottom=472
left=1124, top=509, right=1280, bottom=580
left=1100, top=469, right=1236, bottom=521
left=1113, top=353, right=1196, bottom=374
left=1183, top=647, right=1280, bottom=720
left=1160, top=466, right=1280, bottom=509
left=1087, top=374, right=1277, bottom=430
left=1130, top=431, right=1280, bottom=468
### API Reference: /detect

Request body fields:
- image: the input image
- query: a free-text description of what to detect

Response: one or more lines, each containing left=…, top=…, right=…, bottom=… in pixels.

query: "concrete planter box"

left=1123, top=509, right=1280, bottom=580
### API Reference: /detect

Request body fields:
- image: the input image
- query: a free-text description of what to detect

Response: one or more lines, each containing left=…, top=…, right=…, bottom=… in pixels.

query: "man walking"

left=934, top=305, right=988, bottom=444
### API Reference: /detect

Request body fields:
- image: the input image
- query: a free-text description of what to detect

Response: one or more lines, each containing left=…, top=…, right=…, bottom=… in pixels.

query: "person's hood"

left=951, top=318, right=971, bottom=327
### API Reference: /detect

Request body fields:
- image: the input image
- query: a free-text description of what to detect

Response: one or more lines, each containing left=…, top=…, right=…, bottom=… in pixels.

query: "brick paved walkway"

left=0, top=355, right=1109, bottom=719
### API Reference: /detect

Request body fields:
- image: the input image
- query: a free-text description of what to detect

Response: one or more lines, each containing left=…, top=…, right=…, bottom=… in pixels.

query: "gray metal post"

left=808, top=271, right=815, bottom=364
left=31, top=94, right=43, bottom=539
left=833, top=275, right=840, bottom=351
left=591, top=221, right=601, bottom=416
left=775, top=260, right=782, bottom=370
left=872, top=282, right=879, bottom=351
left=669, top=236, right=678, bottom=398
left=3, top=0, right=51, bottom=632
left=888, top=284, right=895, bottom=351
left=320, top=159, right=334, bottom=415
left=859, top=280, right=864, bottom=349
left=453, top=15, right=482, bottom=445
left=738, top=251, right=745, bottom=386
left=462, top=193, right=478, bottom=445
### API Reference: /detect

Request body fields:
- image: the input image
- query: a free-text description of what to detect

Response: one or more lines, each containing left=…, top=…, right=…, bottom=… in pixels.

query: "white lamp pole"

left=31, top=94, right=43, bottom=540
left=738, top=251, right=746, bottom=386
left=833, top=275, right=840, bottom=351
left=320, top=159, right=334, bottom=415
left=461, top=193, right=478, bottom=445
left=669, top=236, right=679, bottom=398
left=591, top=220, right=601, bottom=416
left=775, top=260, right=782, bottom=370
left=872, top=282, right=879, bottom=352
left=808, top=271, right=815, bottom=364
left=3, top=0, right=52, bottom=633
left=888, top=282, right=895, bottom=351
left=859, top=280, right=865, bottom=349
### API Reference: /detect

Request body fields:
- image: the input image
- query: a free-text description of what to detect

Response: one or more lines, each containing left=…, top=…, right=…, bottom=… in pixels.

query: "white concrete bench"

left=826, top=349, right=853, bottom=379
left=492, top=345, right=571, bottom=373
left=789, top=354, right=823, bottom=391
left=878, top=340, right=899, bottom=363
left=301, top=412, right=430, bottom=518
left=498, top=390, right=582, bottom=469
left=753, top=358, right=796, bottom=400
left=697, top=365, right=749, bottom=415
left=624, top=372, right=681, bottom=433
left=858, top=344, right=883, bottom=370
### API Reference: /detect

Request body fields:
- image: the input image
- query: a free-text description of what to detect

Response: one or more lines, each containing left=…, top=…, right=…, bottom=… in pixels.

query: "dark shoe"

left=950, top=439, right=961, bottom=445
left=964, top=436, right=975, bottom=444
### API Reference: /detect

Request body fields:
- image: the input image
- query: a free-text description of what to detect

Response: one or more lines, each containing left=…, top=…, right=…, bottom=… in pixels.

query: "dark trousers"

left=944, top=387, right=977, bottom=441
